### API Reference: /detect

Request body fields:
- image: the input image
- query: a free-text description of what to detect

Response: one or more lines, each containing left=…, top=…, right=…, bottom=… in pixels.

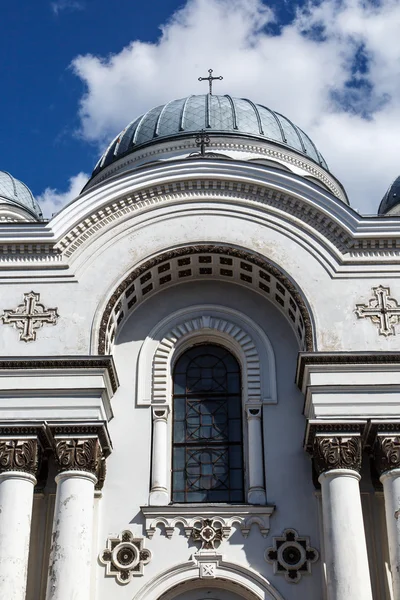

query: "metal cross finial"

left=355, top=286, right=400, bottom=336
left=195, top=130, right=210, bottom=156
left=198, top=68, right=223, bottom=95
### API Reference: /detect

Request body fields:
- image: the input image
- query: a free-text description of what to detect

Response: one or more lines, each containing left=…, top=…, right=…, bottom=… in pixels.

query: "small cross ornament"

left=1, top=291, right=59, bottom=342
left=195, top=130, right=210, bottom=156
left=355, top=286, right=400, bottom=336
left=198, top=68, right=223, bottom=95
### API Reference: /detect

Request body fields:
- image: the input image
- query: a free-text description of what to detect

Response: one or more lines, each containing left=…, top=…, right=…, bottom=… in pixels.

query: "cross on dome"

left=198, top=68, right=223, bottom=95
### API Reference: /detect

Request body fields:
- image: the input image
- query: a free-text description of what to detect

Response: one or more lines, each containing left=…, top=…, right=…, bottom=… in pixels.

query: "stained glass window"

left=172, top=344, right=244, bottom=503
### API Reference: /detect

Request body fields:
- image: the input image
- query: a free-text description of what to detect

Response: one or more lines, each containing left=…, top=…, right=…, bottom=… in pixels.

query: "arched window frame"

left=136, top=305, right=277, bottom=506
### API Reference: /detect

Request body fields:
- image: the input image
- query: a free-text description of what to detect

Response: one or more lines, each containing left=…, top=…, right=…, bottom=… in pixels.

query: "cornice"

left=0, top=162, right=400, bottom=269
left=296, top=351, right=400, bottom=390
left=304, top=419, right=367, bottom=453
left=0, top=356, right=119, bottom=394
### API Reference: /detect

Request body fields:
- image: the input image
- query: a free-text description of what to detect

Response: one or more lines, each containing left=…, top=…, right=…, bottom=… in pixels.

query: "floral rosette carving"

left=313, top=436, right=362, bottom=475
left=55, top=438, right=100, bottom=475
left=374, top=436, right=400, bottom=475
left=0, top=439, right=39, bottom=476
left=100, top=530, right=152, bottom=583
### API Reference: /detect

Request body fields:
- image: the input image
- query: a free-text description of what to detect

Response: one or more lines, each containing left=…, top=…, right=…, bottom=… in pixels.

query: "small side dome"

left=0, top=171, right=42, bottom=221
left=378, top=175, right=400, bottom=215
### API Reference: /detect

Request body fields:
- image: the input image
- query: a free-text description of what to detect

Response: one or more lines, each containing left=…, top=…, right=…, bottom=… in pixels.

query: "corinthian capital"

left=313, top=435, right=362, bottom=476
left=55, top=438, right=100, bottom=475
left=373, top=436, right=400, bottom=476
left=0, top=439, right=40, bottom=476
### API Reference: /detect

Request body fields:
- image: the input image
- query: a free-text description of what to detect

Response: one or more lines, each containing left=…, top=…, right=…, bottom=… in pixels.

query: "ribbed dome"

left=0, top=171, right=42, bottom=219
left=379, top=175, right=400, bottom=215
left=92, top=94, right=328, bottom=178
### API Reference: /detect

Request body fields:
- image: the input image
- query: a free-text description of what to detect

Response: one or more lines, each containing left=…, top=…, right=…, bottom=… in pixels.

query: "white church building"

left=1, top=85, right=400, bottom=600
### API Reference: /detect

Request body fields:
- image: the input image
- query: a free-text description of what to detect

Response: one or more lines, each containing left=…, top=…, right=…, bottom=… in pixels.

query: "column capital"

left=152, top=405, right=170, bottom=421
left=48, top=422, right=111, bottom=484
left=313, top=435, right=362, bottom=476
left=373, top=435, right=400, bottom=476
left=245, top=405, right=262, bottom=419
left=0, top=423, right=49, bottom=478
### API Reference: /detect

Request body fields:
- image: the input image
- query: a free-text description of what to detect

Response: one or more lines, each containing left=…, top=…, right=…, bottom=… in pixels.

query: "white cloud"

left=68, top=0, right=400, bottom=214
left=51, top=0, right=85, bottom=15
left=37, top=172, right=88, bottom=219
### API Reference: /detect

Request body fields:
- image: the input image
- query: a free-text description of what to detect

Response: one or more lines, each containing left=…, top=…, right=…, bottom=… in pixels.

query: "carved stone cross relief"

left=355, top=286, right=400, bottom=336
left=1, top=291, right=59, bottom=342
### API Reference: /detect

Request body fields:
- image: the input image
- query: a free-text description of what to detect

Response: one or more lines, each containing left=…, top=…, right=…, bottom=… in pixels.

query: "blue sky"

left=1, top=0, right=400, bottom=216
left=0, top=0, right=183, bottom=196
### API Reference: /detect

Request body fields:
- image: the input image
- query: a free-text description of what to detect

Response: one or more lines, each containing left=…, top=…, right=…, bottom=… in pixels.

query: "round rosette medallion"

left=112, top=542, right=139, bottom=571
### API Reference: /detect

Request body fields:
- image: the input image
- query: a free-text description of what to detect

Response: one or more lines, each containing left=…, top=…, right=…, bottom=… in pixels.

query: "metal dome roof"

left=92, top=94, right=328, bottom=178
left=378, top=175, right=400, bottom=215
left=0, top=171, right=42, bottom=219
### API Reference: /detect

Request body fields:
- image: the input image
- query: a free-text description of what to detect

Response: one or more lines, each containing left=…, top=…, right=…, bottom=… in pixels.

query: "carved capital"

left=313, top=435, right=362, bottom=476
left=152, top=406, right=169, bottom=422
left=54, top=438, right=101, bottom=475
left=373, top=436, right=400, bottom=476
left=0, top=438, right=40, bottom=476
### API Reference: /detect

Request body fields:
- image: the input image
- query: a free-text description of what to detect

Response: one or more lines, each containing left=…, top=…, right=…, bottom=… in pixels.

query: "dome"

left=91, top=94, right=328, bottom=179
left=378, top=175, right=400, bottom=215
left=0, top=171, right=42, bottom=220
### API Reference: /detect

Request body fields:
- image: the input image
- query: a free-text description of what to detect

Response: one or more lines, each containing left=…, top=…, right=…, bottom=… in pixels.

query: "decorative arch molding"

left=143, top=305, right=274, bottom=506
left=136, top=305, right=277, bottom=406
left=95, top=245, right=315, bottom=355
left=134, top=556, right=286, bottom=600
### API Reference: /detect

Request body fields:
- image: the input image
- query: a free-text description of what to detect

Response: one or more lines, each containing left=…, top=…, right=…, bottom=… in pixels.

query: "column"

left=313, top=434, right=373, bottom=600
left=0, top=435, right=41, bottom=600
left=246, top=405, right=266, bottom=504
left=46, top=435, right=101, bottom=600
left=373, top=434, right=400, bottom=598
left=149, top=406, right=169, bottom=505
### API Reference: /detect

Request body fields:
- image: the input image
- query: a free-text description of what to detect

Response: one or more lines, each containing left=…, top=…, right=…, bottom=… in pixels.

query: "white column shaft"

left=149, top=408, right=169, bottom=505
left=319, top=469, right=373, bottom=600
left=46, top=470, right=96, bottom=600
left=0, top=472, right=36, bottom=600
left=381, top=468, right=400, bottom=597
left=247, top=408, right=266, bottom=504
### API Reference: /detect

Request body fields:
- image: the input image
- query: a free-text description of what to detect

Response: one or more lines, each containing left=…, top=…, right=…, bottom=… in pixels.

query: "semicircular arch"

left=93, top=245, right=315, bottom=355
left=134, top=558, right=286, bottom=600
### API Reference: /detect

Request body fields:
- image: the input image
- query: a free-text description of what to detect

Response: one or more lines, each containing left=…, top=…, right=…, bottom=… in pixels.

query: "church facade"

left=0, top=91, right=400, bottom=600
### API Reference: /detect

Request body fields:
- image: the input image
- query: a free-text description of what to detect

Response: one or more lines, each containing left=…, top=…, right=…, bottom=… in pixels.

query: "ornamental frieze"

left=0, top=439, right=40, bottom=476
left=313, top=435, right=362, bottom=475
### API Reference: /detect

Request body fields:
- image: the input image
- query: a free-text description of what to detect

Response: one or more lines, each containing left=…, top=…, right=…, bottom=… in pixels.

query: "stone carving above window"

left=1, top=291, right=58, bottom=342
left=355, top=286, right=400, bottom=336
left=99, top=530, right=152, bottom=584
left=265, top=529, right=319, bottom=583
left=141, top=505, right=274, bottom=540
left=192, top=519, right=224, bottom=550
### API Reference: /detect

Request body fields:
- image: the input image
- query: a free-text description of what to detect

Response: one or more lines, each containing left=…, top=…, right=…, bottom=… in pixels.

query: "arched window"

left=172, top=344, right=244, bottom=503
